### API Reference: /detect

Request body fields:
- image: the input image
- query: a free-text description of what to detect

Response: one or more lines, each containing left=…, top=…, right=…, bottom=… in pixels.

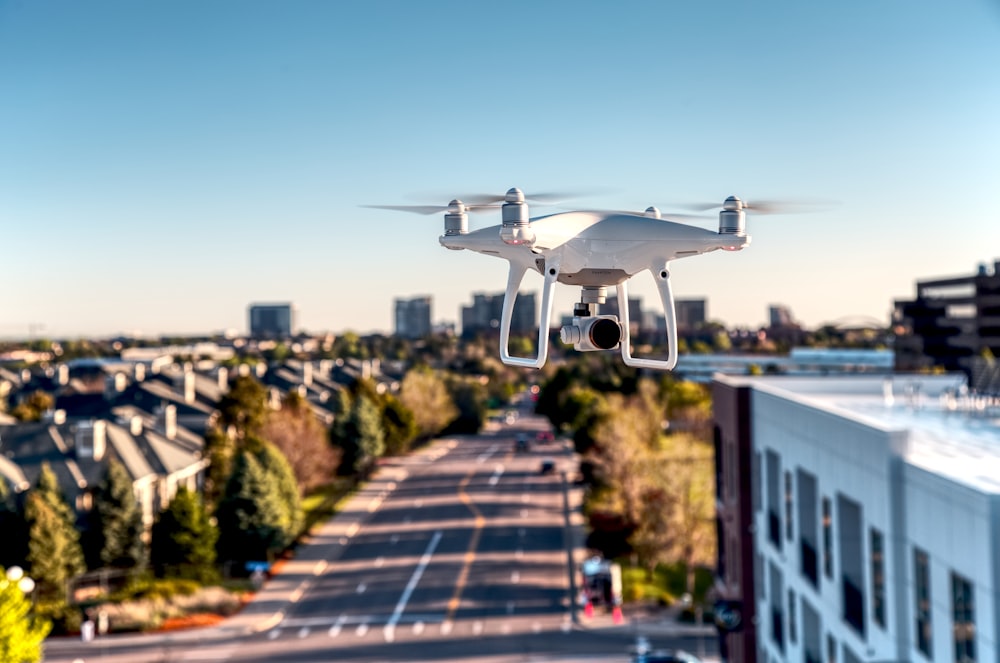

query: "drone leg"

left=499, top=258, right=558, bottom=369
left=618, top=267, right=678, bottom=371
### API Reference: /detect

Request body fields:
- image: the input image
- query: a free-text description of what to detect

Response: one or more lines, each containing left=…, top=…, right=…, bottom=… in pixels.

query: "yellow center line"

left=446, top=472, right=483, bottom=617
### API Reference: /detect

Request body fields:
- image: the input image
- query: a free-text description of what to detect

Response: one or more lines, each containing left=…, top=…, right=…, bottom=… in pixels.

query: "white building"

left=713, top=374, right=999, bottom=663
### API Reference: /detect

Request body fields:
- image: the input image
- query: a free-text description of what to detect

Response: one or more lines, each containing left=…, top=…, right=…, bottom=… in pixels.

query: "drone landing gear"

left=498, top=258, right=559, bottom=369
left=617, top=268, right=678, bottom=371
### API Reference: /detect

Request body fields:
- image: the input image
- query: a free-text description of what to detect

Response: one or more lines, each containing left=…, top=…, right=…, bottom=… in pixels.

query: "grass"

left=617, top=561, right=716, bottom=607
left=300, top=477, right=357, bottom=535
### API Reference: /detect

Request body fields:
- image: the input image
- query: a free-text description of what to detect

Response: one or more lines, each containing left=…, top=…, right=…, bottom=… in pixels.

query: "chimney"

left=133, top=363, right=146, bottom=382
left=238, top=364, right=250, bottom=377
left=319, top=359, right=333, bottom=375
left=302, top=362, right=313, bottom=387
left=254, top=362, right=267, bottom=378
left=163, top=404, right=177, bottom=440
left=76, top=420, right=107, bottom=461
left=183, top=371, right=195, bottom=404
left=53, top=409, right=66, bottom=425
left=57, top=364, right=69, bottom=386
left=217, top=366, right=229, bottom=390
left=269, top=387, right=281, bottom=410
left=104, top=373, right=126, bottom=401
left=130, top=415, right=143, bottom=436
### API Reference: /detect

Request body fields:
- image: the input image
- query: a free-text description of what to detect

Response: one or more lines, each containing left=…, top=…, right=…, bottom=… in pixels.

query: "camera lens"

left=589, top=318, right=621, bottom=350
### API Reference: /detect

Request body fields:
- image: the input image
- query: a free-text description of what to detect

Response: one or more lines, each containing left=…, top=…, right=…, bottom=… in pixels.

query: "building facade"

left=461, top=292, right=537, bottom=338
left=248, top=303, right=295, bottom=339
left=894, top=259, right=1000, bottom=377
left=713, top=374, right=1000, bottom=663
left=394, top=296, right=432, bottom=339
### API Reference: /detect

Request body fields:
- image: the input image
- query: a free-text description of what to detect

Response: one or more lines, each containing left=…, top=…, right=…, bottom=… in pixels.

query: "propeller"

left=360, top=202, right=498, bottom=215
left=680, top=197, right=835, bottom=215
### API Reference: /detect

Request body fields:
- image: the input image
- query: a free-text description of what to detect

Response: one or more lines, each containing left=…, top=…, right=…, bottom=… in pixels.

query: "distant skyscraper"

left=675, top=298, right=707, bottom=331
left=461, top=292, right=537, bottom=338
left=602, top=295, right=643, bottom=335
left=248, top=303, right=295, bottom=339
left=768, top=304, right=795, bottom=327
left=394, top=296, right=432, bottom=339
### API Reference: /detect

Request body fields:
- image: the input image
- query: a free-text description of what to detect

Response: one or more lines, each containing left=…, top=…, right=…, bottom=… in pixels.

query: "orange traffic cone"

left=612, top=605, right=623, bottom=624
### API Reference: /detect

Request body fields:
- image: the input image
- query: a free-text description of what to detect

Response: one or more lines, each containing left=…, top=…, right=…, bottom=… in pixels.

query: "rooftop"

left=717, top=373, right=1000, bottom=494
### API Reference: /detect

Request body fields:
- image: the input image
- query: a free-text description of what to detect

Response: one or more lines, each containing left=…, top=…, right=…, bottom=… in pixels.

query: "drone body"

left=372, top=188, right=755, bottom=370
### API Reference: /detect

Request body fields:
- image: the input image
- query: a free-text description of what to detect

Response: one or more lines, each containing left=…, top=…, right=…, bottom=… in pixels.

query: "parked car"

left=539, top=458, right=555, bottom=475
left=536, top=430, right=555, bottom=443
left=515, top=433, right=529, bottom=452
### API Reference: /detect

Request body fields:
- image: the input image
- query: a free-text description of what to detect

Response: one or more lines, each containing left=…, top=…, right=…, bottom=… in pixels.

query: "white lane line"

left=267, top=629, right=281, bottom=640
left=356, top=582, right=367, bottom=594
left=473, top=620, right=484, bottom=635
left=390, top=534, right=400, bottom=545
left=561, top=618, right=572, bottom=633
left=329, top=614, right=346, bottom=637
left=413, top=621, right=425, bottom=635
left=488, top=464, right=505, bottom=486
left=477, top=443, right=499, bottom=464
left=313, top=560, right=327, bottom=576
left=384, top=530, right=443, bottom=642
left=441, top=619, right=453, bottom=636
left=346, top=522, right=360, bottom=537
left=414, top=498, right=423, bottom=508
left=532, top=621, right=542, bottom=633
left=374, top=556, right=385, bottom=568
left=297, top=626, right=310, bottom=639
left=356, top=621, right=369, bottom=637
left=501, top=623, right=511, bottom=634
left=511, top=571, right=520, bottom=584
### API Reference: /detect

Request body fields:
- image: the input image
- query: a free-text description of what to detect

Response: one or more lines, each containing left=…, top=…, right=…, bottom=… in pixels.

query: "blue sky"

left=1, top=0, right=998, bottom=338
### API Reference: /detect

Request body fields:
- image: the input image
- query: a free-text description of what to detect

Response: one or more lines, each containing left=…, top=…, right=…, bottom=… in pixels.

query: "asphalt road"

left=44, top=407, right=719, bottom=663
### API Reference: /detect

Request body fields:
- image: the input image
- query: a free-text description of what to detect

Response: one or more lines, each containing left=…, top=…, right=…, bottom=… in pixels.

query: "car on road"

left=515, top=433, right=529, bottom=452
left=539, top=458, right=555, bottom=475
left=536, top=430, right=555, bottom=443
left=631, top=650, right=702, bottom=663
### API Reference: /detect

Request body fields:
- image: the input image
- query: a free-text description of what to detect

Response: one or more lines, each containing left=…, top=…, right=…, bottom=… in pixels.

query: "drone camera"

left=560, top=315, right=622, bottom=352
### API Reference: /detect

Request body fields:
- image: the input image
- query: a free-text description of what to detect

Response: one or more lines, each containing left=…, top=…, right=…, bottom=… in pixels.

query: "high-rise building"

left=601, top=294, right=643, bottom=336
left=768, top=304, right=795, bottom=327
left=461, top=292, right=537, bottom=338
left=394, top=296, right=432, bottom=339
left=894, top=259, right=1000, bottom=378
left=676, top=298, right=707, bottom=331
left=713, top=373, right=998, bottom=663
left=248, top=303, right=295, bottom=339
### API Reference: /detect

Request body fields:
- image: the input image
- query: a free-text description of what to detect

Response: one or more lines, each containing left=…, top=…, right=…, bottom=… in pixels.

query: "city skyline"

left=2, top=1, right=998, bottom=338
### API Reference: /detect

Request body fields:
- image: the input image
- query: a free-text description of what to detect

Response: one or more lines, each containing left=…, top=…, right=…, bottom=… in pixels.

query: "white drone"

left=370, top=188, right=781, bottom=370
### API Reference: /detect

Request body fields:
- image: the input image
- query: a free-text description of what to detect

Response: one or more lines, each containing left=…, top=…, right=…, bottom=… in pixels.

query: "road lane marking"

left=356, top=621, right=369, bottom=637
left=446, top=470, right=485, bottom=619
left=329, top=615, right=346, bottom=638
left=267, top=629, right=281, bottom=640
left=374, top=556, right=385, bottom=567
left=413, top=620, right=425, bottom=635
left=313, top=560, right=327, bottom=576
left=477, top=443, right=499, bottom=464
left=356, top=582, right=367, bottom=594
left=384, top=530, right=443, bottom=642
left=390, top=534, right=399, bottom=544
left=441, top=619, right=453, bottom=635
left=346, top=523, right=360, bottom=537
left=532, top=621, right=542, bottom=633
left=511, top=571, right=520, bottom=584
left=488, top=464, right=505, bottom=486
left=298, top=627, right=310, bottom=639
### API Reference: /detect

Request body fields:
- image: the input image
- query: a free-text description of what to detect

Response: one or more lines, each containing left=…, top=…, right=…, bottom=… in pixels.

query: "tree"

left=380, top=393, right=418, bottom=456
left=443, top=374, right=488, bottom=434
left=24, top=465, right=85, bottom=603
left=150, top=486, right=218, bottom=583
left=333, top=394, right=385, bottom=476
left=217, top=375, right=269, bottom=441
left=11, top=390, right=54, bottom=422
left=250, top=439, right=303, bottom=540
left=399, top=368, right=457, bottom=439
left=202, top=426, right=235, bottom=510
left=83, top=459, right=144, bottom=570
left=0, top=567, right=51, bottom=663
left=261, top=393, right=339, bottom=494
left=215, top=450, right=288, bottom=567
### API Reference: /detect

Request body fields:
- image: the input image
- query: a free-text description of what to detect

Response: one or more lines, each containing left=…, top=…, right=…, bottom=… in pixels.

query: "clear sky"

left=2, top=0, right=998, bottom=338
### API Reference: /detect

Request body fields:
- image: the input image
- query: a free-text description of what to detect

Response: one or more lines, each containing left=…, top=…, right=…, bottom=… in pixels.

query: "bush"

left=34, top=600, right=82, bottom=635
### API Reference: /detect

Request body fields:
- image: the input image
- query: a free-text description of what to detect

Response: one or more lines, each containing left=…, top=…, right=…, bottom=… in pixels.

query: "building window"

left=802, top=597, right=822, bottom=663
left=784, top=470, right=794, bottom=541
left=797, top=469, right=819, bottom=588
left=915, top=548, right=932, bottom=658
left=837, top=495, right=865, bottom=637
left=766, top=449, right=782, bottom=551
left=788, top=589, right=797, bottom=644
left=769, top=561, right=785, bottom=653
left=952, top=572, right=976, bottom=663
left=827, top=634, right=838, bottom=663
left=822, top=497, right=833, bottom=579
left=871, top=528, right=886, bottom=629
left=752, top=451, right=762, bottom=513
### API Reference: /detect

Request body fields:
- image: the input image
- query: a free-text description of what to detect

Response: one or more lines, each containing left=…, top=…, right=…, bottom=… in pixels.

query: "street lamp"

left=6, top=566, right=36, bottom=598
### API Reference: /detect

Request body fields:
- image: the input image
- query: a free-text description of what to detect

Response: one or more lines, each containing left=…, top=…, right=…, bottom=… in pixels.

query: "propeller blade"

left=361, top=203, right=499, bottom=215
left=459, top=191, right=582, bottom=206
left=678, top=198, right=836, bottom=215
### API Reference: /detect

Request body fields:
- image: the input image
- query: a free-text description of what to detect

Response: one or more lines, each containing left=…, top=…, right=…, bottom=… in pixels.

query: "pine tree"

left=84, top=458, right=144, bottom=570
left=150, top=486, right=218, bottom=583
left=217, top=375, right=269, bottom=441
left=214, top=450, right=287, bottom=566
left=24, top=466, right=85, bottom=604
left=0, top=567, right=51, bottom=663
left=334, top=394, right=385, bottom=476
left=249, top=438, right=302, bottom=544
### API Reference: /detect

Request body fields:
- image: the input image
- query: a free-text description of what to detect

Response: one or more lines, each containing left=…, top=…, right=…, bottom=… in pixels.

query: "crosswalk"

left=269, top=613, right=575, bottom=643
